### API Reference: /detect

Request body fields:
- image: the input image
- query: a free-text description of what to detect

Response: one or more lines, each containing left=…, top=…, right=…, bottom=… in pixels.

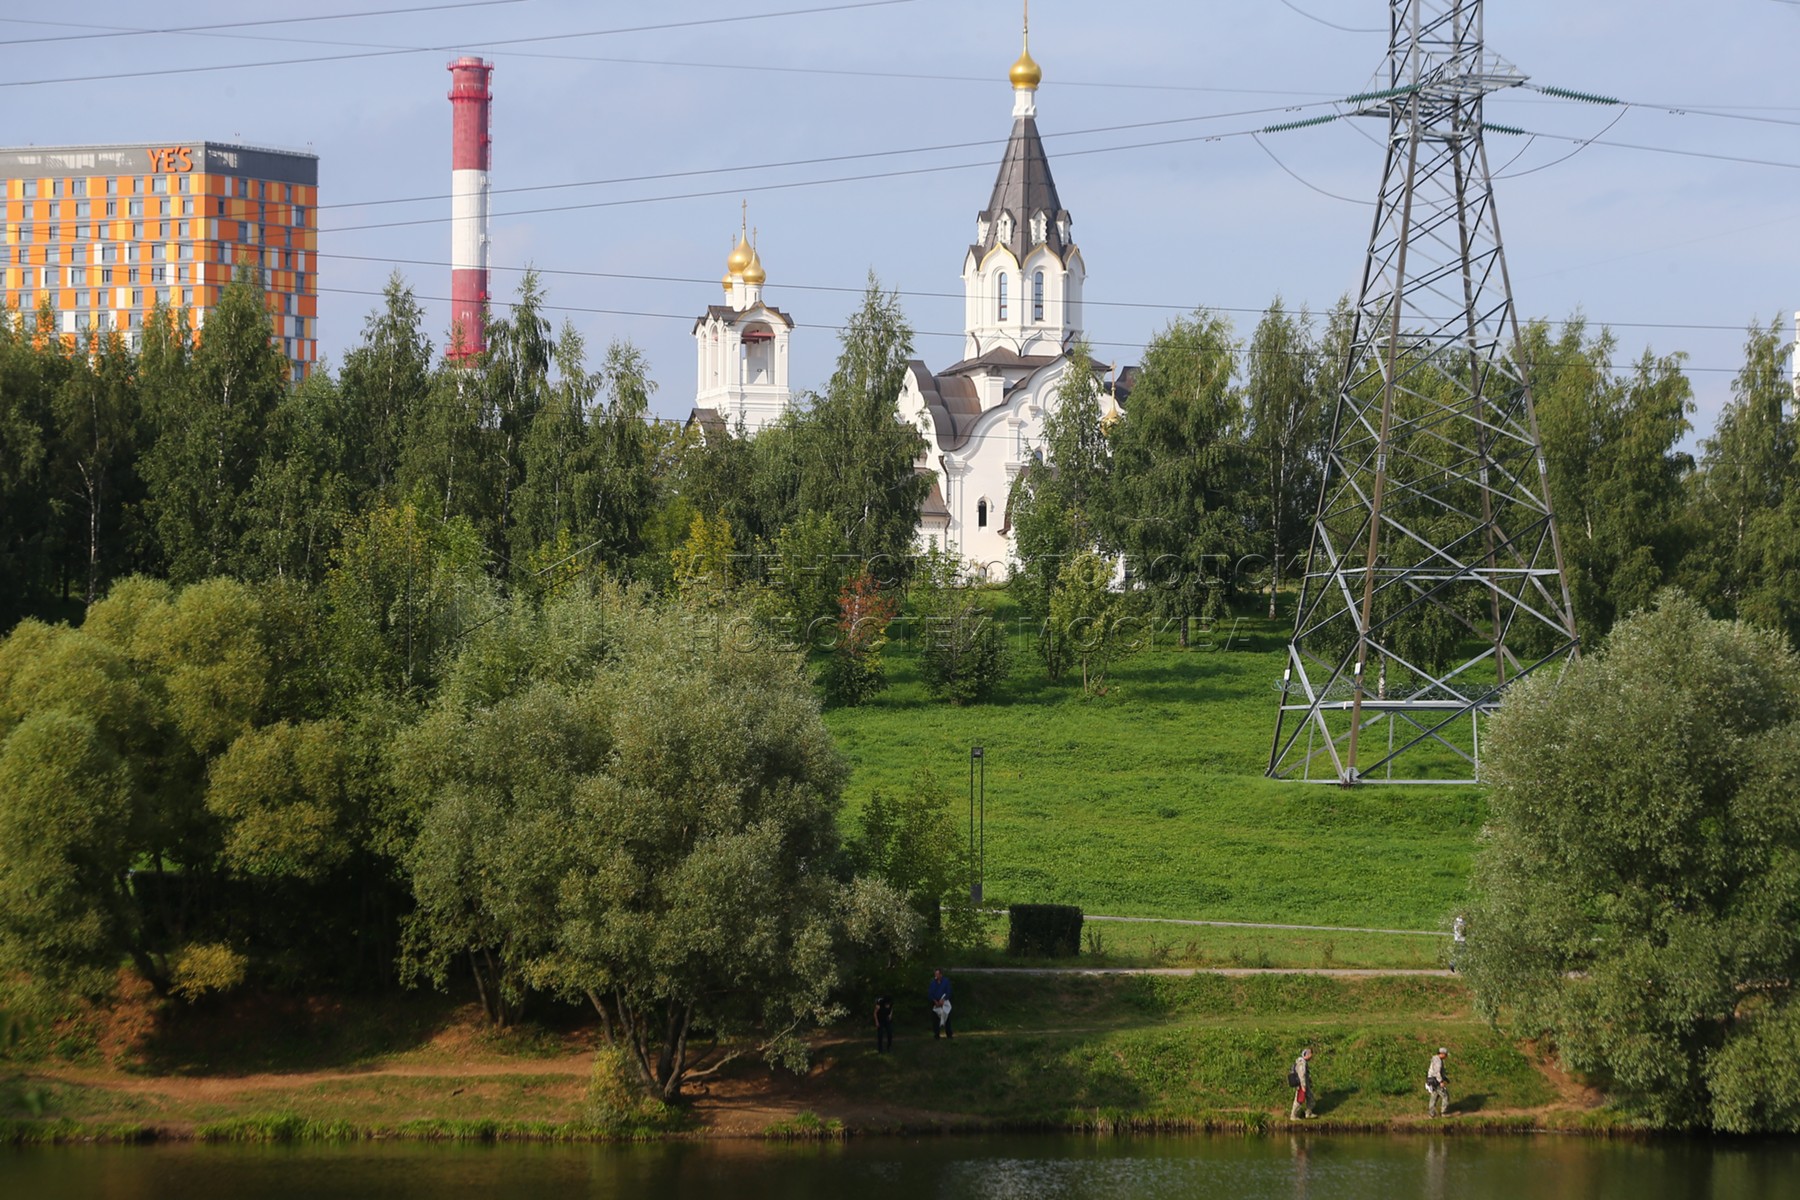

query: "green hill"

left=824, top=604, right=1484, bottom=931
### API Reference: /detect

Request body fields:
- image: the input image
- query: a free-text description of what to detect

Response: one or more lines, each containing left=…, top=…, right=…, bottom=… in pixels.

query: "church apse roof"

left=906, top=361, right=984, bottom=452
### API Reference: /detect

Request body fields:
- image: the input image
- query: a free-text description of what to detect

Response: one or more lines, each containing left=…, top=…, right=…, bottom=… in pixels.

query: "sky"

left=4, top=0, right=1797, bottom=435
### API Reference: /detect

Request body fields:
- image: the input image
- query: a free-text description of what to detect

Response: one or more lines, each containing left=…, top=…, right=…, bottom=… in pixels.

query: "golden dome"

left=742, top=247, right=766, bottom=285
left=721, top=269, right=733, bottom=294
left=1009, top=46, right=1041, bottom=89
left=727, top=231, right=754, bottom=275
left=1010, top=2, right=1040, bottom=89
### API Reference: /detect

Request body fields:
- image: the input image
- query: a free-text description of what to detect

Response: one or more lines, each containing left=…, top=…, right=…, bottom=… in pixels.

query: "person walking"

left=1450, top=915, right=1466, bottom=972
left=1426, top=1046, right=1450, bottom=1117
left=928, top=968, right=953, bottom=1039
left=874, top=994, right=894, bottom=1052
left=1290, top=1047, right=1315, bottom=1119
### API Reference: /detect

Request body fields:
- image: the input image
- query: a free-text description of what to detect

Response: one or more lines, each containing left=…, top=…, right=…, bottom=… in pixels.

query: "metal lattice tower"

left=1267, top=0, right=1579, bottom=785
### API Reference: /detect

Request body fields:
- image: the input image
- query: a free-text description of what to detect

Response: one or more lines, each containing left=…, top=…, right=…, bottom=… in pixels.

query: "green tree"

left=321, top=500, right=493, bottom=700
left=1243, top=298, right=1328, bottom=619
left=1104, top=310, right=1250, bottom=643
left=822, top=568, right=898, bottom=706
left=0, top=309, right=63, bottom=623
left=140, top=281, right=288, bottom=583
left=670, top=511, right=738, bottom=606
left=1464, top=591, right=1800, bottom=1130
left=1008, top=338, right=1111, bottom=658
left=243, top=369, right=358, bottom=583
left=397, top=593, right=916, bottom=1094
left=1680, top=318, right=1800, bottom=644
left=912, top=549, right=1008, bottom=705
left=576, top=339, right=659, bottom=572
left=1048, top=550, right=1120, bottom=694
left=763, top=510, right=852, bottom=646
left=336, top=273, right=434, bottom=498
left=51, top=330, right=144, bottom=605
left=794, top=274, right=928, bottom=570
left=1523, top=316, right=1692, bottom=637
left=851, top=769, right=979, bottom=950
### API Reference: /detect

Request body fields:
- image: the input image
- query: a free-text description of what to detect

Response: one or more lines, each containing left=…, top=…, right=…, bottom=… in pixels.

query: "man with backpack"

left=1289, top=1047, right=1315, bottom=1119
left=1426, top=1046, right=1450, bottom=1117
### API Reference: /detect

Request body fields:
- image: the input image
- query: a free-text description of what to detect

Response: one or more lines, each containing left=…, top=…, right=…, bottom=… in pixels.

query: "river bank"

left=3, top=971, right=1620, bottom=1144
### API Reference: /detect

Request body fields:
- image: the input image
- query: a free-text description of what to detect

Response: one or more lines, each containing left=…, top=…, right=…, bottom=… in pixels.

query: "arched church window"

left=1032, top=271, right=1045, bottom=322
left=997, top=273, right=1008, bottom=321
left=977, top=499, right=989, bottom=528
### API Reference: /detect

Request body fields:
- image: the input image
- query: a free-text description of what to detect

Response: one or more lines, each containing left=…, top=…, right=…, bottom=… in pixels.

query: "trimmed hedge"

left=1009, top=904, right=1083, bottom=957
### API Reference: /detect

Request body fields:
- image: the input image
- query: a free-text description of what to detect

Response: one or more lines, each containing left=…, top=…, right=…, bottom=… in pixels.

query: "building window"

left=127, top=199, right=143, bottom=217
left=1033, top=271, right=1045, bottom=321
left=72, top=179, right=87, bottom=197
left=181, top=199, right=193, bottom=216
left=997, top=273, right=1008, bottom=321
left=105, top=200, right=116, bottom=217
left=100, top=268, right=112, bottom=284
left=977, top=499, right=989, bottom=529
left=47, top=202, right=60, bottom=219
left=50, top=179, right=61, bottom=196
left=151, top=176, right=167, bottom=194
left=22, top=181, right=36, bottom=198
left=105, top=178, right=117, bottom=195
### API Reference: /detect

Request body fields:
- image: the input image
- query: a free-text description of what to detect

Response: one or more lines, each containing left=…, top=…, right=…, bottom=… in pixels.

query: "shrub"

left=170, top=942, right=248, bottom=1002
left=1009, top=904, right=1083, bottom=958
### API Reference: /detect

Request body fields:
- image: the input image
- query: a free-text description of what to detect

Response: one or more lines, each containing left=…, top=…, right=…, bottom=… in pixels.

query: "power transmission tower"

left=1268, top=0, right=1579, bottom=785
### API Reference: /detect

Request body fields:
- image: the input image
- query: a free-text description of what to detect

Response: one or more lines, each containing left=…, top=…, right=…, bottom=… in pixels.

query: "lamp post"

left=969, top=746, right=985, bottom=905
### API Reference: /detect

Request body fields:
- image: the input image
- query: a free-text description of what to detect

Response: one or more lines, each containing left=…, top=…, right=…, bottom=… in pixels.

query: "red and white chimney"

left=447, top=56, right=492, bottom=361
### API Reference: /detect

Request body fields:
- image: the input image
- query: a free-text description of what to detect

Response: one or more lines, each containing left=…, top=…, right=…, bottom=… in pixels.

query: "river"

left=5, top=1133, right=1798, bottom=1198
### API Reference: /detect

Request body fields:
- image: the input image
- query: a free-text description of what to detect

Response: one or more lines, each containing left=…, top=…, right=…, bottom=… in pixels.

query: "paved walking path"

left=953, top=966, right=1454, bottom=977
left=1083, top=913, right=1446, bottom=938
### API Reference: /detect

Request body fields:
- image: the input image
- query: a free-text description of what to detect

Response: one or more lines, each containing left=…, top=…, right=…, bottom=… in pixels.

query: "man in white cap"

left=1426, top=1046, right=1450, bottom=1117
left=1291, top=1047, right=1315, bottom=1119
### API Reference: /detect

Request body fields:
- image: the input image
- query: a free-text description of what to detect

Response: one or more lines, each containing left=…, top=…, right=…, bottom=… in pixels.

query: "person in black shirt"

left=874, top=995, right=894, bottom=1052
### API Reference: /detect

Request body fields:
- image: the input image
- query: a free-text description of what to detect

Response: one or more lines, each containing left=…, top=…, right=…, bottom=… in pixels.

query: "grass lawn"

left=824, top=601, right=1485, bottom=930
left=811, top=973, right=1561, bottom=1130
left=4, top=975, right=1593, bottom=1140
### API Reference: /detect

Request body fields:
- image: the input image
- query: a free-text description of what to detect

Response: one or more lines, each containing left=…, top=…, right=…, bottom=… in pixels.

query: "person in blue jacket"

left=928, top=967, right=953, bottom=1039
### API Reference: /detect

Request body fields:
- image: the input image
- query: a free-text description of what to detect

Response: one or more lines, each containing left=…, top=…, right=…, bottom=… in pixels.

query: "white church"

left=689, top=22, right=1123, bottom=572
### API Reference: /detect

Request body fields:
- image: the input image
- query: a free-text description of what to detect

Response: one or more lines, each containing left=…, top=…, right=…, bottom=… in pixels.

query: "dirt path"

left=952, top=966, right=1455, bottom=977
left=1085, top=914, right=1446, bottom=938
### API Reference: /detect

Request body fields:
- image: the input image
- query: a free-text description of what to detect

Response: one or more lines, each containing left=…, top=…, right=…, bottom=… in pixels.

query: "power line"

left=1274, top=0, right=1384, bottom=34
left=0, top=1, right=528, bottom=47
left=0, top=0, right=918, bottom=88
left=321, top=98, right=1340, bottom=213
left=1494, top=125, right=1800, bottom=172
left=311, top=282, right=1761, bottom=374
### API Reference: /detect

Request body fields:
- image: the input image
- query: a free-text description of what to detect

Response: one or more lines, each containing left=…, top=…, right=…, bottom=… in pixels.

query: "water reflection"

left=2, top=1133, right=1796, bottom=1199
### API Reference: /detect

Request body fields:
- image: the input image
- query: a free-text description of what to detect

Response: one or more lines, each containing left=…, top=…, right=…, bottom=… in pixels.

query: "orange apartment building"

left=0, top=141, right=318, bottom=381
